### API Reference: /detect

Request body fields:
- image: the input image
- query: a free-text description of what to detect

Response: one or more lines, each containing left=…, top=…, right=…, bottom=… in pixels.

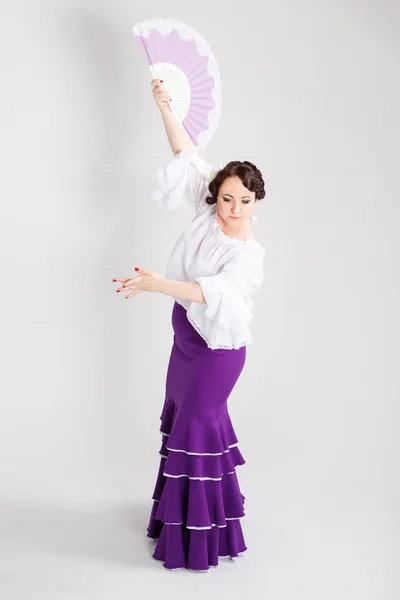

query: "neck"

left=216, top=210, right=249, bottom=241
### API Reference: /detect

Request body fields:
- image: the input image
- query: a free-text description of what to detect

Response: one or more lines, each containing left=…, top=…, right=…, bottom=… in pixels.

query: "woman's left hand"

left=113, top=267, right=165, bottom=299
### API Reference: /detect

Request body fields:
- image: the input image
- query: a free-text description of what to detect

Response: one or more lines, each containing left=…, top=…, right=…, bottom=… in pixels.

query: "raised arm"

left=151, top=79, right=195, bottom=155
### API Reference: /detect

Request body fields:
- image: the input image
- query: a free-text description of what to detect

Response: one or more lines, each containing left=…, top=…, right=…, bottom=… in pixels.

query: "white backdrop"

left=0, top=1, right=398, bottom=599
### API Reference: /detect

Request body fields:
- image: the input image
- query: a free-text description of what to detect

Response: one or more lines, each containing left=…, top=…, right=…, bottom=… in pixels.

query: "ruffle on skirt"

left=146, top=396, right=248, bottom=571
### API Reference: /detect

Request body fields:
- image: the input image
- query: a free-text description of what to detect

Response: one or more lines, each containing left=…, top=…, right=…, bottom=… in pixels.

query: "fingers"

left=122, top=277, right=136, bottom=286
left=153, top=87, right=170, bottom=101
left=151, top=79, right=172, bottom=106
left=113, top=274, right=142, bottom=286
left=115, top=282, right=138, bottom=295
left=113, top=278, right=134, bottom=292
left=135, top=267, right=150, bottom=275
left=124, top=289, right=141, bottom=299
left=115, top=285, right=132, bottom=293
left=112, top=273, right=145, bottom=298
left=119, top=279, right=137, bottom=291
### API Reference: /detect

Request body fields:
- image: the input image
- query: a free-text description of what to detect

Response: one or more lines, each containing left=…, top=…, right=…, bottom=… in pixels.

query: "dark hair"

left=205, top=160, right=266, bottom=205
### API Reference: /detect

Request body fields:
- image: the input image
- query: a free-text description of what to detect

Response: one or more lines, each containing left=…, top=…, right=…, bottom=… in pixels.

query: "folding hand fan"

left=132, top=17, right=222, bottom=154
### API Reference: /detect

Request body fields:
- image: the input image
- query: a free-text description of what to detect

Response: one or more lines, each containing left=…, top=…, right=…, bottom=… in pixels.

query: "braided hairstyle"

left=205, top=160, right=266, bottom=206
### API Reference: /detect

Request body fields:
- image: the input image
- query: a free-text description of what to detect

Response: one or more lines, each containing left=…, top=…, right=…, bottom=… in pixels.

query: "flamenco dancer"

left=112, top=79, right=266, bottom=571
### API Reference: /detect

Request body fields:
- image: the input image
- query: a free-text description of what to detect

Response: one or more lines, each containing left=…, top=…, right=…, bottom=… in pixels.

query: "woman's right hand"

left=151, top=79, right=172, bottom=111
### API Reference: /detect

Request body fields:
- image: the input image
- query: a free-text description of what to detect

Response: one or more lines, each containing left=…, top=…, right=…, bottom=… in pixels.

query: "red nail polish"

left=116, top=290, right=120, bottom=292
left=135, top=267, right=139, bottom=271
left=160, top=79, right=163, bottom=83
left=112, top=279, right=116, bottom=282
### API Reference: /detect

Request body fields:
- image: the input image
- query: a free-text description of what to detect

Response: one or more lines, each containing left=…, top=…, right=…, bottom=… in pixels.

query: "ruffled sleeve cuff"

left=152, top=150, right=218, bottom=211
left=186, top=245, right=264, bottom=350
left=186, top=274, right=255, bottom=350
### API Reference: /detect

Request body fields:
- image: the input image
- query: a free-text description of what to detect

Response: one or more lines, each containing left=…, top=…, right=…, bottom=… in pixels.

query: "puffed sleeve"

left=186, top=245, right=265, bottom=350
left=152, top=149, right=218, bottom=212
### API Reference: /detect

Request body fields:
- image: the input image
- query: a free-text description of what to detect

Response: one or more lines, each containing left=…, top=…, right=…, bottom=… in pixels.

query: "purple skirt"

left=146, top=301, right=248, bottom=571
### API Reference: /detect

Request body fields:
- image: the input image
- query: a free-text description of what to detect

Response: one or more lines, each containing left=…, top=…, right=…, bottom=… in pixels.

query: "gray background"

left=0, top=0, right=398, bottom=598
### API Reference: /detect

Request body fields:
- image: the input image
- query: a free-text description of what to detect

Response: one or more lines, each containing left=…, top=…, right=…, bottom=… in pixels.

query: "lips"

left=229, top=216, right=240, bottom=220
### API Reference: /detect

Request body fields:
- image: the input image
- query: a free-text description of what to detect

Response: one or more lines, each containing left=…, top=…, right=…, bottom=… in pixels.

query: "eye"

left=222, top=197, right=251, bottom=204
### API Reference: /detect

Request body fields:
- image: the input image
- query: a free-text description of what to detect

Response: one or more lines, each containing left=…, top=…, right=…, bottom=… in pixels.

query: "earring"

left=250, top=213, right=258, bottom=222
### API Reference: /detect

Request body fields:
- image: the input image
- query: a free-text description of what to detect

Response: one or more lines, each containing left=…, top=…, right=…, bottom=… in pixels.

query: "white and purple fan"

left=132, top=17, right=222, bottom=154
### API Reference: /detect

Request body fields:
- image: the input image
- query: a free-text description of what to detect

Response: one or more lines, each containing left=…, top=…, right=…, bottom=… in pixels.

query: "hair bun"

left=205, top=160, right=267, bottom=205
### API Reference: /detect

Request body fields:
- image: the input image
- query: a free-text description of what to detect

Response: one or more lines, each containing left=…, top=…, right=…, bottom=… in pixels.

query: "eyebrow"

left=222, top=194, right=252, bottom=199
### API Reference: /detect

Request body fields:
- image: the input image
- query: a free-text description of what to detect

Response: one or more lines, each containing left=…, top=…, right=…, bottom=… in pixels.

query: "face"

left=216, top=176, right=256, bottom=228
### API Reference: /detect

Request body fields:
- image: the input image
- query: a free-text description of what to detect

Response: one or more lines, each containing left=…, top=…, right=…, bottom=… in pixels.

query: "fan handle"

left=149, top=65, right=198, bottom=155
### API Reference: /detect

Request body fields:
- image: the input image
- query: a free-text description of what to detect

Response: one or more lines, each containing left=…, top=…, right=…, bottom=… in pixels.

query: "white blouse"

left=153, top=150, right=266, bottom=350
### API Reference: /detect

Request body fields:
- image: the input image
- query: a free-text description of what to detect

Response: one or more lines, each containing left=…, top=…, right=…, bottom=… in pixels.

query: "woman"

left=113, top=79, right=266, bottom=571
